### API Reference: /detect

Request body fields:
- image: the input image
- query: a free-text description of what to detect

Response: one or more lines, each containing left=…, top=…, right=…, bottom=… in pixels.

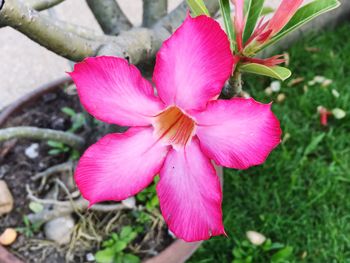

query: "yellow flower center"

left=153, top=106, right=196, bottom=149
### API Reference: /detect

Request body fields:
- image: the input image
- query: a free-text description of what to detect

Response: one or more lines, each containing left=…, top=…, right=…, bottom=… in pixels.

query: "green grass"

left=190, top=24, right=350, bottom=263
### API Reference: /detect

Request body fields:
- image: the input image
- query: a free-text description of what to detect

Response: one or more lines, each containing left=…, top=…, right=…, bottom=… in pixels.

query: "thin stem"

left=231, top=71, right=243, bottom=95
left=26, top=0, right=65, bottom=11
left=27, top=197, right=131, bottom=224
left=86, top=0, right=132, bottom=35
left=32, top=161, right=75, bottom=180
left=143, top=0, right=168, bottom=27
left=0, top=127, right=85, bottom=149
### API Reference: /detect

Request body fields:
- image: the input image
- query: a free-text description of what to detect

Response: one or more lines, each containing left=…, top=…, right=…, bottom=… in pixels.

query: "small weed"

left=95, top=226, right=140, bottom=263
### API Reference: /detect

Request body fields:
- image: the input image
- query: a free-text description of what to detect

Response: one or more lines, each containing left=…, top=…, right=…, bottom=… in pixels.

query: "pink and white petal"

left=267, top=0, right=303, bottom=35
left=153, top=15, right=234, bottom=111
left=192, top=98, right=281, bottom=170
left=75, top=127, right=169, bottom=205
left=157, top=138, right=224, bottom=242
left=69, top=56, right=164, bottom=126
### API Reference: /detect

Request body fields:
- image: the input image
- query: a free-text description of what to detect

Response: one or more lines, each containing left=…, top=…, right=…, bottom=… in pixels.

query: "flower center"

left=153, top=106, right=196, bottom=149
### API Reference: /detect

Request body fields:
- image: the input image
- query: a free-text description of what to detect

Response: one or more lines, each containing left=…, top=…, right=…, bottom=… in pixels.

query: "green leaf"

left=303, top=133, right=325, bottom=156
left=240, top=63, right=291, bottom=81
left=123, top=254, right=140, bottom=263
left=61, top=107, right=76, bottom=117
left=95, top=247, right=115, bottom=263
left=47, top=140, right=65, bottom=148
left=264, top=0, right=340, bottom=49
left=114, top=241, right=127, bottom=253
left=146, top=195, right=159, bottom=210
left=219, top=0, right=236, bottom=51
left=69, top=149, right=80, bottom=160
left=260, top=6, right=274, bottom=16
left=271, top=246, right=293, bottom=262
left=187, top=0, right=209, bottom=16
left=120, top=226, right=133, bottom=240
left=29, top=202, right=44, bottom=213
left=243, top=0, right=265, bottom=43
left=48, top=149, right=62, bottom=155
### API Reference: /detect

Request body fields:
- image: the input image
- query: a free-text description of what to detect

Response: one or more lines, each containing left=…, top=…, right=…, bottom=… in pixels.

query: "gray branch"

left=32, top=161, right=75, bottom=180
left=143, top=0, right=168, bottom=27
left=86, top=0, right=132, bottom=35
left=0, top=0, right=102, bottom=61
left=0, top=127, right=85, bottom=149
left=28, top=197, right=131, bottom=224
left=26, top=0, right=65, bottom=11
left=0, top=0, right=219, bottom=63
left=0, top=1, right=103, bottom=40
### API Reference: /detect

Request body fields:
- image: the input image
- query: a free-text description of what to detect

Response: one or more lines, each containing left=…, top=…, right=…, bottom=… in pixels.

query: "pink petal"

left=153, top=15, right=234, bottom=111
left=75, top=127, right=169, bottom=205
left=192, top=98, right=281, bottom=169
left=69, top=56, right=164, bottom=126
left=157, top=138, right=224, bottom=242
left=267, top=0, right=303, bottom=35
left=231, top=0, right=244, bottom=51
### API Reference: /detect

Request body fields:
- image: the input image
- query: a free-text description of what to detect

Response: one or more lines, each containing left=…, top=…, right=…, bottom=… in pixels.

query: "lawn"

left=190, top=23, right=350, bottom=263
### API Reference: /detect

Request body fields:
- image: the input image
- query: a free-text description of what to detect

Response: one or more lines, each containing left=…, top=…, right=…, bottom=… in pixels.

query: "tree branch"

left=32, top=161, right=75, bottom=180
left=0, top=0, right=4, bottom=11
left=0, top=0, right=219, bottom=63
left=143, top=0, right=168, bottom=27
left=0, top=127, right=85, bottom=149
left=86, top=0, right=132, bottom=35
left=0, top=3, right=103, bottom=40
left=26, top=0, right=65, bottom=11
left=0, top=0, right=102, bottom=60
left=28, top=197, right=131, bottom=224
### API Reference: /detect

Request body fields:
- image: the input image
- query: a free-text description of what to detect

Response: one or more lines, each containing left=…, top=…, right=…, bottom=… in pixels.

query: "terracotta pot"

left=0, top=78, right=224, bottom=263
left=0, top=245, right=23, bottom=263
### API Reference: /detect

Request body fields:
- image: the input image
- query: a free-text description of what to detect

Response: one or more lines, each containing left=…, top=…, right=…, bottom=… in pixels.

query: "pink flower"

left=232, top=0, right=303, bottom=65
left=69, top=15, right=281, bottom=242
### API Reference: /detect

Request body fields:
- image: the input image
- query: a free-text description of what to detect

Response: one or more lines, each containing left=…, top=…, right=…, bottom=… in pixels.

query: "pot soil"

left=0, top=78, right=221, bottom=263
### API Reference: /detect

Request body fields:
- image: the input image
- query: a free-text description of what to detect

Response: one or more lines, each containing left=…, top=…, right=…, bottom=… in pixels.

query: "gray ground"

left=0, top=0, right=291, bottom=109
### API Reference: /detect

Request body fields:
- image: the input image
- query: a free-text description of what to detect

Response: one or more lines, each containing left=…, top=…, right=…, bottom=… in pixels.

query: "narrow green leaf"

left=260, top=6, right=274, bottom=16
left=61, top=107, right=76, bottom=117
left=243, top=0, right=265, bottom=43
left=264, top=0, right=340, bottom=49
left=244, top=0, right=252, bottom=15
left=240, top=63, right=291, bottom=81
left=187, top=0, right=209, bottom=17
left=47, top=140, right=64, bottom=148
left=303, top=133, right=325, bottom=156
left=219, top=0, right=236, bottom=51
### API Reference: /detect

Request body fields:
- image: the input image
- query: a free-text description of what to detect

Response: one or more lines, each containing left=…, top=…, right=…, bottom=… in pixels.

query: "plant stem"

left=0, top=127, right=85, bottom=149
left=86, top=0, right=132, bottom=35
left=0, top=0, right=100, bottom=61
left=32, top=161, right=75, bottom=181
left=27, top=197, right=131, bottom=224
left=26, top=0, right=65, bottom=11
left=230, top=71, right=243, bottom=96
left=143, top=0, right=168, bottom=27
left=0, top=0, right=219, bottom=63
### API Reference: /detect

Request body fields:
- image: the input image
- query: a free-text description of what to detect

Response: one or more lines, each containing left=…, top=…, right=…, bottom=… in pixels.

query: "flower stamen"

left=153, top=106, right=195, bottom=148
